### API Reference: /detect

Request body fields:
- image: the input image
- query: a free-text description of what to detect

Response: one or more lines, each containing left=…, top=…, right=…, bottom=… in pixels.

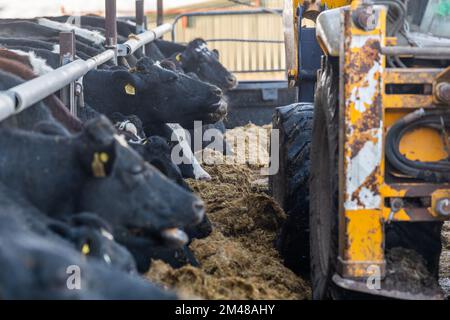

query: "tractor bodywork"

left=281, top=0, right=450, bottom=299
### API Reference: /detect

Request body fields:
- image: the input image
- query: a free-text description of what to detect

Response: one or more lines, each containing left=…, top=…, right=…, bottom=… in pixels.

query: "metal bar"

left=0, top=49, right=115, bottom=122
left=59, top=31, right=76, bottom=116
left=228, top=0, right=282, bottom=16
left=135, top=0, right=145, bottom=55
left=135, top=0, right=145, bottom=33
left=171, top=9, right=282, bottom=41
left=105, top=0, right=118, bottom=65
left=157, top=0, right=164, bottom=27
left=204, top=38, right=284, bottom=43
left=381, top=46, right=450, bottom=59
left=118, top=23, right=172, bottom=57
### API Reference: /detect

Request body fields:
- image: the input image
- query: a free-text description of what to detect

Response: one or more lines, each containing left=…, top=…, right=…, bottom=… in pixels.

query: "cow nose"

left=227, top=75, right=237, bottom=86
left=192, top=200, right=205, bottom=224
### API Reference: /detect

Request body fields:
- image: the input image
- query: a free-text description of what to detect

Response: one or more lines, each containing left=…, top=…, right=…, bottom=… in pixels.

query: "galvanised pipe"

left=381, top=46, right=450, bottom=59
left=0, top=49, right=115, bottom=122
left=118, top=23, right=172, bottom=57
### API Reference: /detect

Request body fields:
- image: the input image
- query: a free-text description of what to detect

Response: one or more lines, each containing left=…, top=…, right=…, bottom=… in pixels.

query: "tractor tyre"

left=309, top=57, right=341, bottom=300
left=270, top=102, right=314, bottom=276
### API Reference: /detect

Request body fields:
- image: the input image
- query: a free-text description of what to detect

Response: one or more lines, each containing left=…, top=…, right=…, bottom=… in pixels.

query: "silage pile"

left=440, top=222, right=450, bottom=298
left=146, top=124, right=311, bottom=300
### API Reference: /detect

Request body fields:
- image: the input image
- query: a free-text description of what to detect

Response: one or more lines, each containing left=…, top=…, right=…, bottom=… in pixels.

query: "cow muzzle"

left=160, top=228, right=189, bottom=247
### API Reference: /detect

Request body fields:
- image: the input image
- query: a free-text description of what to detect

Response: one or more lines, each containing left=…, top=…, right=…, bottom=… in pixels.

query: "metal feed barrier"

left=171, top=9, right=284, bottom=74
left=0, top=0, right=172, bottom=122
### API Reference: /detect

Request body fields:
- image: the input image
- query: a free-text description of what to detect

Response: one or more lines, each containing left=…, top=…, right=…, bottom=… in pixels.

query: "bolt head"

left=437, top=82, right=450, bottom=104
left=352, top=4, right=378, bottom=31
left=435, top=198, right=450, bottom=217
left=391, top=198, right=404, bottom=212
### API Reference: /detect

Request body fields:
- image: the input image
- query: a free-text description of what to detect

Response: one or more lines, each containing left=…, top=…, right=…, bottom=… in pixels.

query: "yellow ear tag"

left=81, top=243, right=90, bottom=256
left=99, top=152, right=109, bottom=163
left=125, top=83, right=136, bottom=96
left=91, top=152, right=106, bottom=178
left=175, top=53, right=182, bottom=62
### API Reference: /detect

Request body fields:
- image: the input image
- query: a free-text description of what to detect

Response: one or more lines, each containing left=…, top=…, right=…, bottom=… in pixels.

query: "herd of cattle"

left=0, top=15, right=239, bottom=299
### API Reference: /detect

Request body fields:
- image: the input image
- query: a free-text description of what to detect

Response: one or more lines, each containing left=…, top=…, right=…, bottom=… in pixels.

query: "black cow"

left=34, top=113, right=211, bottom=272
left=0, top=182, right=136, bottom=273
left=0, top=116, right=205, bottom=249
left=83, top=57, right=227, bottom=126
left=79, top=104, right=208, bottom=181
left=156, top=38, right=237, bottom=91
left=0, top=217, right=176, bottom=299
left=110, top=116, right=213, bottom=237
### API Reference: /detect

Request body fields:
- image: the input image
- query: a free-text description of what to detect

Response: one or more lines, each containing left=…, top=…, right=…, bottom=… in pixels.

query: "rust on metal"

left=433, top=66, right=450, bottom=104
left=338, top=5, right=386, bottom=279
left=343, top=11, right=383, bottom=211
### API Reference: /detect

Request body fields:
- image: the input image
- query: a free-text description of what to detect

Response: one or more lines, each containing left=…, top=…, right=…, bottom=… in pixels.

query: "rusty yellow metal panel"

left=383, top=69, right=440, bottom=108
left=399, top=128, right=448, bottom=162
left=339, top=210, right=385, bottom=278
left=320, top=0, right=449, bottom=282
left=338, top=5, right=387, bottom=279
left=341, top=9, right=386, bottom=212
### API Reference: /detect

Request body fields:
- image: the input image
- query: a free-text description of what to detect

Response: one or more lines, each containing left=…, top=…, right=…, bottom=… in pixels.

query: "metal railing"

left=0, top=0, right=173, bottom=122
left=171, top=9, right=284, bottom=74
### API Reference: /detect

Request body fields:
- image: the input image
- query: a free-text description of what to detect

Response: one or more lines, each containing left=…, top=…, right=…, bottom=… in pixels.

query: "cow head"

left=76, top=116, right=205, bottom=247
left=0, top=227, right=177, bottom=299
left=48, top=213, right=137, bottom=273
left=176, top=39, right=238, bottom=91
left=110, top=58, right=228, bottom=125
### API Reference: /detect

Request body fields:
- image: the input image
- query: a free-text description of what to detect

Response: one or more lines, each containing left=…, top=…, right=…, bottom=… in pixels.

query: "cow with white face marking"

left=83, top=57, right=227, bottom=126
left=156, top=38, right=238, bottom=91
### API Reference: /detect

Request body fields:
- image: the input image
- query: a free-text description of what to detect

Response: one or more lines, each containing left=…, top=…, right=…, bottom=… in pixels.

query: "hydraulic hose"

left=385, top=108, right=450, bottom=182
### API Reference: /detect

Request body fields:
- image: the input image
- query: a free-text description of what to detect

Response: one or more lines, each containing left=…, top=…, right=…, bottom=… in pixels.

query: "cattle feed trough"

left=0, top=0, right=172, bottom=123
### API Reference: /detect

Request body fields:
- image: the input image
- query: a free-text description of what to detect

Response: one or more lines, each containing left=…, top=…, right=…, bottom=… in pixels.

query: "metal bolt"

left=435, top=198, right=450, bottom=217
left=391, top=198, right=404, bottom=212
left=353, top=5, right=378, bottom=31
left=388, top=198, right=404, bottom=223
left=437, top=82, right=450, bottom=104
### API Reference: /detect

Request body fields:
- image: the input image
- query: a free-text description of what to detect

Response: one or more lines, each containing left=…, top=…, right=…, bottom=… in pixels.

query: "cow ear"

left=78, top=116, right=118, bottom=178
left=89, top=149, right=116, bottom=178
left=212, top=49, right=220, bottom=59
left=112, top=70, right=141, bottom=96
left=78, top=143, right=117, bottom=178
